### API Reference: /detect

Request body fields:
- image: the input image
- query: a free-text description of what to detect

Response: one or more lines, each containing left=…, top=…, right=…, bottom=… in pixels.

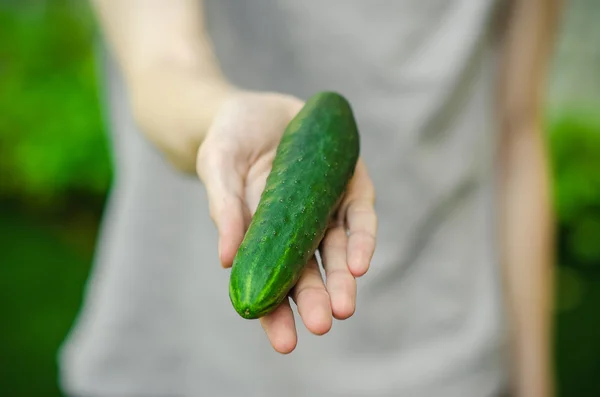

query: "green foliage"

left=0, top=208, right=94, bottom=397
left=0, top=1, right=112, bottom=204
left=0, top=2, right=599, bottom=397
left=548, top=108, right=600, bottom=269
left=1, top=5, right=598, bottom=276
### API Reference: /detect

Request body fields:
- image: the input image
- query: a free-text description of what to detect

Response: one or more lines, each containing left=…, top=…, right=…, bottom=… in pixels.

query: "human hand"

left=96, top=0, right=377, bottom=353
left=196, top=91, right=377, bottom=354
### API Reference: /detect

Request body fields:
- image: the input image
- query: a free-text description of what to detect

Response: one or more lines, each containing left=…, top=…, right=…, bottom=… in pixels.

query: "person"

left=58, top=0, right=563, bottom=396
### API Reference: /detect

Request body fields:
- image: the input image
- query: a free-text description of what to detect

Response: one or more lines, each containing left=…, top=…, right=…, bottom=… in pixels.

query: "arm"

left=89, top=0, right=236, bottom=171
left=497, top=0, right=563, bottom=396
left=88, top=0, right=377, bottom=354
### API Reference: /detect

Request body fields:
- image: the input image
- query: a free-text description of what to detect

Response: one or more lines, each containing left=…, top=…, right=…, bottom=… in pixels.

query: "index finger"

left=339, top=158, right=377, bottom=277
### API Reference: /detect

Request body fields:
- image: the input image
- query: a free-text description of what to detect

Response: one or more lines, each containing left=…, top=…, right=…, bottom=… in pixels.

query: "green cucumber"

left=229, top=91, right=360, bottom=319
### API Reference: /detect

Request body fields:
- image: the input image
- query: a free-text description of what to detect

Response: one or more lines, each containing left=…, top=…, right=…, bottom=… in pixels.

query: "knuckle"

left=294, top=284, right=328, bottom=303
left=322, top=239, right=347, bottom=254
left=347, top=202, right=375, bottom=220
left=350, top=229, right=377, bottom=243
left=326, top=268, right=353, bottom=282
left=196, top=145, right=227, bottom=177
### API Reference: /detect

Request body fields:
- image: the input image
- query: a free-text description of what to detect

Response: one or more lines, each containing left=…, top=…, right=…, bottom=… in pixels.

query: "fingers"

left=346, top=199, right=377, bottom=277
left=339, top=159, right=377, bottom=277
left=320, top=226, right=357, bottom=319
left=259, top=258, right=332, bottom=355
left=259, top=298, right=298, bottom=354
left=197, top=149, right=250, bottom=268
left=291, top=257, right=333, bottom=336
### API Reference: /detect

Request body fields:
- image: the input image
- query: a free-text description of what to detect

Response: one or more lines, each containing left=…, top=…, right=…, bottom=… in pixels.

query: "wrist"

left=126, top=64, right=238, bottom=173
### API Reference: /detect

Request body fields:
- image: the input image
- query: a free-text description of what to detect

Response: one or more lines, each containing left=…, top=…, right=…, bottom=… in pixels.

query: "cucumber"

left=229, top=91, right=360, bottom=319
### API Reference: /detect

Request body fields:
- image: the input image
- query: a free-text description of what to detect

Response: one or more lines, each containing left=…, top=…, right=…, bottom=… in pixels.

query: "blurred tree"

left=549, top=111, right=600, bottom=270
left=545, top=0, right=600, bottom=272
left=0, top=0, right=112, bottom=210
left=545, top=2, right=600, bottom=395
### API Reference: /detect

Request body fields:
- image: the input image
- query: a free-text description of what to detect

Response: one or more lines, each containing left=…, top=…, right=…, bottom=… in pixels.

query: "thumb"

left=197, top=151, right=250, bottom=268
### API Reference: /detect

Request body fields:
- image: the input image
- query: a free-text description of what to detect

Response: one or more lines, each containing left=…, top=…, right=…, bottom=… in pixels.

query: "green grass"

left=0, top=208, right=95, bottom=397
left=554, top=266, right=600, bottom=397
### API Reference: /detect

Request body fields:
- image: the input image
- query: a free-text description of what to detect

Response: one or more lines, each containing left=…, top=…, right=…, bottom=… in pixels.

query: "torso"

left=59, top=1, right=511, bottom=396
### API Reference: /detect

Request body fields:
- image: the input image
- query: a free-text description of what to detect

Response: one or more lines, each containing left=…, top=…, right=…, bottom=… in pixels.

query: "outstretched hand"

left=196, top=91, right=377, bottom=354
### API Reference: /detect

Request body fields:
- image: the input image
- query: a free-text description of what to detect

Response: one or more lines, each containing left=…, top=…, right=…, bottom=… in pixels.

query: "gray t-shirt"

left=59, top=1, right=511, bottom=396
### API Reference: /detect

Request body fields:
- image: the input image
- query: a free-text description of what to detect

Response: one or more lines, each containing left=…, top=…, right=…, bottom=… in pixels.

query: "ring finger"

left=291, top=256, right=333, bottom=336
left=320, top=225, right=356, bottom=320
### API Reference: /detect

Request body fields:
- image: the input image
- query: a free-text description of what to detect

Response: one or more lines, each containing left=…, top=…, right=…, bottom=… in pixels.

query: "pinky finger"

left=260, top=298, right=298, bottom=354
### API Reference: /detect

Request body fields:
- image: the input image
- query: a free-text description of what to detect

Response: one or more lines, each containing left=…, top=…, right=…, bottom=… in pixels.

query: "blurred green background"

left=0, top=0, right=599, bottom=396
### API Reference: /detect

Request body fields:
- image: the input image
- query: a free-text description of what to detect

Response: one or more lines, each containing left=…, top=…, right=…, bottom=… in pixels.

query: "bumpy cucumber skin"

left=229, top=91, right=360, bottom=319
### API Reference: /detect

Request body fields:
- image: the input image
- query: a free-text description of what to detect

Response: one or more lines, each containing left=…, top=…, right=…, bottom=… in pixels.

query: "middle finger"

left=320, top=225, right=357, bottom=320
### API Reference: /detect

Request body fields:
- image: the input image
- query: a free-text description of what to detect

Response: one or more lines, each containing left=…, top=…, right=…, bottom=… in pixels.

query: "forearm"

left=499, top=123, right=555, bottom=397
left=91, top=0, right=226, bottom=85
left=498, top=0, right=563, bottom=395
left=90, top=0, right=235, bottom=169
